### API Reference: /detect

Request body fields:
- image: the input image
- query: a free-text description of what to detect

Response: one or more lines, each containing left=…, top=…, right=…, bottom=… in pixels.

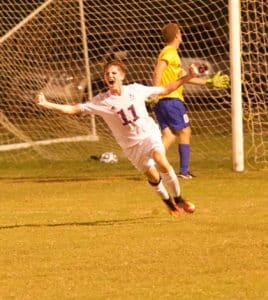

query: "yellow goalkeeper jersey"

left=157, top=45, right=184, bottom=101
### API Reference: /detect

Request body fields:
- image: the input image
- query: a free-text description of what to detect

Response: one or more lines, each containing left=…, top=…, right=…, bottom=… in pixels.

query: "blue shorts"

left=153, top=98, right=190, bottom=131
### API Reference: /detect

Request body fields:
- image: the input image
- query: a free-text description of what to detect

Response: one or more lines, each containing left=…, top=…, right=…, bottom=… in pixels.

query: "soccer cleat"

left=178, top=172, right=196, bottom=180
left=162, top=198, right=184, bottom=217
left=174, top=196, right=196, bottom=214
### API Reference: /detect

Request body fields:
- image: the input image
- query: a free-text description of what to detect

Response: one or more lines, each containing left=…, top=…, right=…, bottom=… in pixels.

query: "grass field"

left=0, top=156, right=267, bottom=300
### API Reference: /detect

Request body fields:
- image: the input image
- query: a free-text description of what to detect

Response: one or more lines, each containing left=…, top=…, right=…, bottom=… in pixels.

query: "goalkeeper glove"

left=206, top=71, right=230, bottom=89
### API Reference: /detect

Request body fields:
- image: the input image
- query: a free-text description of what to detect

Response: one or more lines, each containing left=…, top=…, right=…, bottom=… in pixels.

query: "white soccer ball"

left=99, top=152, right=118, bottom=164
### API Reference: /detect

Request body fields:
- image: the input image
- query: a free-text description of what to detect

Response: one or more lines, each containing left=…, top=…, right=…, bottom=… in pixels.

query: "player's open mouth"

left=108, top=79, right=115, bottom=85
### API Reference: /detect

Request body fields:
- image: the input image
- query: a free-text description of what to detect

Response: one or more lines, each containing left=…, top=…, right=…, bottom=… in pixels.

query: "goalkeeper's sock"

left=178, top=143, right=190, bottom=175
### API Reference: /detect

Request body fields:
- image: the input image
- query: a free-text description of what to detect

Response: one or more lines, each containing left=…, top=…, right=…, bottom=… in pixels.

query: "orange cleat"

left=174, top=196, right=196, bottom=213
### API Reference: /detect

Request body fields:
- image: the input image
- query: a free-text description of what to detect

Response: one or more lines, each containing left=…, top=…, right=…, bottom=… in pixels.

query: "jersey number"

left=117, top=104, right=139, bottom=126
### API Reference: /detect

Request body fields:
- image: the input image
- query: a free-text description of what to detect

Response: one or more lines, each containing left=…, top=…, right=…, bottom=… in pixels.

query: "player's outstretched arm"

left=34, top=93, right=81, bottom=115
left=187, top=71, right=230, bottom=89
left=159, top=66, right=197, bottom=96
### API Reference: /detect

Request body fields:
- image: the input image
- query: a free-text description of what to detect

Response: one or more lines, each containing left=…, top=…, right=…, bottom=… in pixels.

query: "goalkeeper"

left=153, top=22, right=229, bottom=179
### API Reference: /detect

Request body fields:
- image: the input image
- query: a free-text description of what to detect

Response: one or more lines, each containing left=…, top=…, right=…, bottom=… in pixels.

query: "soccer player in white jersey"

left=34, top=60, right=197, bottom=217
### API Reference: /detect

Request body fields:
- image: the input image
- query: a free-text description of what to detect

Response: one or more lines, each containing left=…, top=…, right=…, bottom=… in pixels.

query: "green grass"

left=0, top=158, right=267, bottom=300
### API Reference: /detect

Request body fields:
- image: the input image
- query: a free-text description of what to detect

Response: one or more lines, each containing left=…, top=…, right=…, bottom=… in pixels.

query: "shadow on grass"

left=0, top=175, right=143, bottom=183
left=0, top=216, right=155, bottom=230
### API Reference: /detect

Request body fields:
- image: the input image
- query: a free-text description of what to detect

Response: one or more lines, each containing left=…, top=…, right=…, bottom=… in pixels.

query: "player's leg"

left=123, top=141, right=179, bottom=216
left=145, top=166, right=181, bottom=217
left=124, top=136, right=195, bottom=215
left=173, top=125, right=195, bottom=179
left=162, top=126, right=193, bottom=178
left=153, top=99, right=194, bottom=179
left=153, top=100, right=176, bottom=151
left=151, top=149, right=195, bottom=214
left=145, top=166, right=169, bottom=200
left=151, top=149, right=180, bottom=196
left=161, top=127, right=176, bottom=150
left=166, top=100, right=193, bottom=179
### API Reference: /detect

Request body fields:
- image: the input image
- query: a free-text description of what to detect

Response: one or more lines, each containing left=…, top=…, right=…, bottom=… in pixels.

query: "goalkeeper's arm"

left=186, top=71, right=230, bottom=89
left=34, top=93, right=81, bottom=115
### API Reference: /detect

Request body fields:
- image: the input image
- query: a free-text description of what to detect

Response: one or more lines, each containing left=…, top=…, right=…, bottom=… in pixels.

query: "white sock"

left=148, top=180, right=169, bottom=200
left=160, top=168, right=181, bottom=197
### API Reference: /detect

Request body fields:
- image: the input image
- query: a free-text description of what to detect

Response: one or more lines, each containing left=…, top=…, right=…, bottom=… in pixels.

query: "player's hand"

left=206, top=71, right=230, bottom=88
left=34, top=92, right=47, bottom=106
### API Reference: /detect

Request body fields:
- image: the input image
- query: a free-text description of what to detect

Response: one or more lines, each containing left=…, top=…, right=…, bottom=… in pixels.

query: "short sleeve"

left=159, top=48, right=178, bottom=66
left=133, top=83, right=164, bottom=99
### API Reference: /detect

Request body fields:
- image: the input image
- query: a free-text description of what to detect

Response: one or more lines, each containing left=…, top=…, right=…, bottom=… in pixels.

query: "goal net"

left=0, top=0, right=267, bottom=169
left=240, top=0, right=267, bottom=168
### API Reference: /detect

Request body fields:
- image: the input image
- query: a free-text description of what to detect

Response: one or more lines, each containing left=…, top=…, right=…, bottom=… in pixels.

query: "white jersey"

left=80, top=83, right=164, bottom=150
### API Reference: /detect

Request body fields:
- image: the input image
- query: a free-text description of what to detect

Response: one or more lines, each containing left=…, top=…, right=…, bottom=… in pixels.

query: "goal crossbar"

left=0, top=135, right=99, bottom=152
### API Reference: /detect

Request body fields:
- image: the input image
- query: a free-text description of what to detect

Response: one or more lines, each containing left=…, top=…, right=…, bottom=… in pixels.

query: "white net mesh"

left=0, top=0, right=267, bottom=168
left=241, top=0, right=268, bottom=168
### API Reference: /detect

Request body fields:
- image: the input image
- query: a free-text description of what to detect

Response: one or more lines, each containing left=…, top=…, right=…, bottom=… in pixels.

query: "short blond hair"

left=162, top=22, right=180, bottom=43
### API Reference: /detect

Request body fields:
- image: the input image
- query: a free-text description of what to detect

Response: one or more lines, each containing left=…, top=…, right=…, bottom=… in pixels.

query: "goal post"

left=0, top=0, right=267, bottom=169
left=229, top=0, right=244, bottom=172
left=78, top=0, right=97, bottom=137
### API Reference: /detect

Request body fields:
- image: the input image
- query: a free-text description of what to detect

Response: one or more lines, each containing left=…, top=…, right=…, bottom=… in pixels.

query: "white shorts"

left=123, top=135, right=165, bottom=173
